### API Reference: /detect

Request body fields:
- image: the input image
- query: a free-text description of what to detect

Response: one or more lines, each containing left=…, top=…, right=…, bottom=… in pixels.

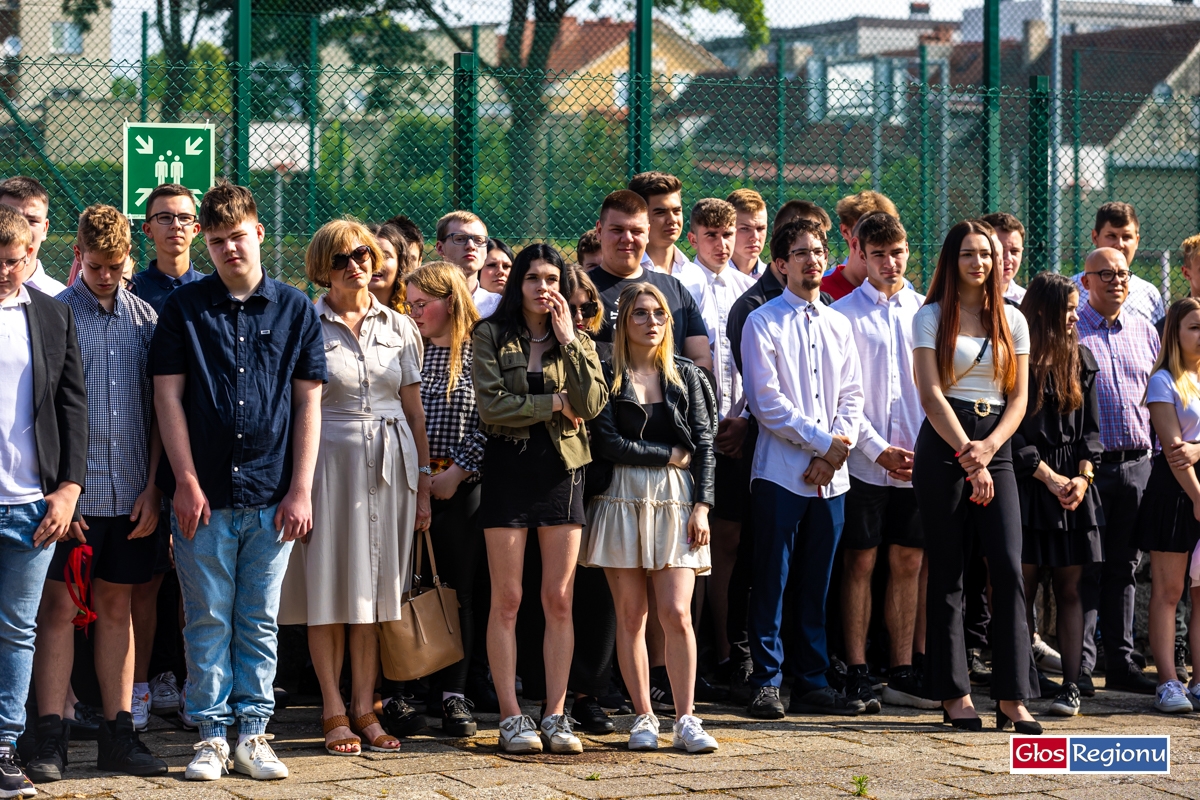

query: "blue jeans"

left=0, top=500, right=53, bottom=743
left=174, top=505, right=292, bottom=739
left=749, top=481, right=845, bottom=693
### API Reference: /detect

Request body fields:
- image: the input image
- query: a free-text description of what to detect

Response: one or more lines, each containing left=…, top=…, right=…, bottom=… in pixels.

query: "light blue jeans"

left=173, top=505, right=292, bottom=740
left=0, top=500, right=53, bottom=744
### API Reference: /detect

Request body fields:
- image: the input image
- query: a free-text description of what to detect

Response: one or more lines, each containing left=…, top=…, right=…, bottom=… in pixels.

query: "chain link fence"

left=3, top=0, right=1200, bottom=296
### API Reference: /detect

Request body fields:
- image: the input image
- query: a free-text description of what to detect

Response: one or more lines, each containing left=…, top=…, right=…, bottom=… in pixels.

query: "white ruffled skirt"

left=581, top=464, right=711, bottom=574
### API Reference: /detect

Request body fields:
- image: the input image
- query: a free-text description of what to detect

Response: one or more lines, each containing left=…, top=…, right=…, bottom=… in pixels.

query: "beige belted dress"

left=279, top=296, right=422, bottom=626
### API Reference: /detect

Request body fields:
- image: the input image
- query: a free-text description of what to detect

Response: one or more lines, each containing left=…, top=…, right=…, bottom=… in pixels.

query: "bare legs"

left=308, top=623, right=389, bottom=751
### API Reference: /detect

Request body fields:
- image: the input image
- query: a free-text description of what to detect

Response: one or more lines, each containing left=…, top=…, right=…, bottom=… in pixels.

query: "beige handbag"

left=377, top=528, right=464, bottom=681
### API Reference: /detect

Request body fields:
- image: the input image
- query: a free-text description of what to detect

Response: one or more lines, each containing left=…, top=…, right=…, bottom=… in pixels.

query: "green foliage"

left=851, top=775, right=869, bottom=797
left=144, top=42, right=233, bottom=115
left=111, top=77, right=138, bottom=101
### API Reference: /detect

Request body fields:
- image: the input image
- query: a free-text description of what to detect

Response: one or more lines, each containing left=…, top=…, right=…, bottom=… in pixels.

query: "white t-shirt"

left=913, top=302, right=1030, bottom=405
left=1146, top=369, right=1200, bottom=442
left=0, top=286, right=42, bottom=503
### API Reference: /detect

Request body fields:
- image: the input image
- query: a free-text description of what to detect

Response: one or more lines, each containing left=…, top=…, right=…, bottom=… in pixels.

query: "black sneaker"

left=380, top=695, right=426, bottom=737
left=694, top=675, right=729, bottom=703
left=881, top=667, right=940, bottom=709
left=1077, top=669, right=1096, bottom=697
left=1105, top=663, right=1157, bottom=695
left=67, top=702, right=100, bottom=742
left=649, top=667, right=674, bottom=712
left=748, top=686, right=785, bottom=719
left=441, top=695, right=477, bottom=737
left=728, top=663, right=755, bottom=705
left=26, top=716, right=68, bottom=784
left=598, top=678, right=632, bottom=715
left=787, top=685, right=865, bottom=716
left=96, top=712, right=167, bottom=777
left=1131, top=650, right=1147, bottom=670
left=570, top=695, right=614, bottom=734
left=967, top=649, right=991, bottom=686
left=1048, top=682, right=1081, bottom=717
left=1176, top=637, right=1191, bottom=683
left=0, top=741, right=35, bottom=799
left=844, top=665, right=881, bottom=714
left=825, top=655, right=849, bottom=692
left=1037, top=670, right=1061, bottom=699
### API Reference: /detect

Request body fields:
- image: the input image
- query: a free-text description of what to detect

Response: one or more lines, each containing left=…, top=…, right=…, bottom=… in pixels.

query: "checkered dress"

left=420, top=341, right=485, bottom=478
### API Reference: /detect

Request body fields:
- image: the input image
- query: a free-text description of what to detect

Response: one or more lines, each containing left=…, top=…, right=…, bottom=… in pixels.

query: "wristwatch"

left=418, top=465, right=433, bottom=476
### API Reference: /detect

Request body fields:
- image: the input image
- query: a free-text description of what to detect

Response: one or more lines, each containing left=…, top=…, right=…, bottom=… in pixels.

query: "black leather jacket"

left=591, top=357, right=716, bottom=507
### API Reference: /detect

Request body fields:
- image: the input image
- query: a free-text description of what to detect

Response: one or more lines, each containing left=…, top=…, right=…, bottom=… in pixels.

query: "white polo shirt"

left=0, top=285, right=42, bottom=503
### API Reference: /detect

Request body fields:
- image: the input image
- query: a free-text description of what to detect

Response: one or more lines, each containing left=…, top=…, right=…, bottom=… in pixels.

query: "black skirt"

left=1018, top=442, right=1104, bottom=567
left=478, top=423, right=585, bottom=529
left=1132, top=453, right=1200, bottom=554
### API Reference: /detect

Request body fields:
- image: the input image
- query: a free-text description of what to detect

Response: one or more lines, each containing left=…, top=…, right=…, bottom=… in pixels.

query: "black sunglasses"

left=332, top=245, right=372, bottom=270
left=571, top=301, right=599, bottom=320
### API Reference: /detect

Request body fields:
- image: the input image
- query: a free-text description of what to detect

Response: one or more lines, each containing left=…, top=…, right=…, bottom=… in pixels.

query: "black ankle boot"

left=97, top=711, right=167, bottom=776
left=26, top=715, right=68, bottom=783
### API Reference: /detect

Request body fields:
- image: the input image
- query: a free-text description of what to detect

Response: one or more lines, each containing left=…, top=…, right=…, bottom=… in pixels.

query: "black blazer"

left=25, top=287, right=88, bottom=504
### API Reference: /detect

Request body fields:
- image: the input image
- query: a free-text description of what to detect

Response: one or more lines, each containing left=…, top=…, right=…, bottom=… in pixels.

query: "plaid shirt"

left=1075, top=300, right=1159, bottom=452
left=1073, top=271, right=1165, bottom=325
left=420, top=341, right=485, bottom=477
left=57, top=283, right=157, bottom=516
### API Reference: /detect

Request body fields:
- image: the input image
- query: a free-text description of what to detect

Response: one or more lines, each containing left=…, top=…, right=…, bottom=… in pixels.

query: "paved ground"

left=36, top=678, right=1200, bottom=800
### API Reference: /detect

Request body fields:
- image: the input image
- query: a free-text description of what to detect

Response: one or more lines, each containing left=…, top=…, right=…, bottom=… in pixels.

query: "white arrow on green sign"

left=123, top=122, right=215, bottom=218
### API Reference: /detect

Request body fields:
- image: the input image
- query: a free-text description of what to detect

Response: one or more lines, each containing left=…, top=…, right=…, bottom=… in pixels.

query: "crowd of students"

left=0, top=169, right=1197, bottom=797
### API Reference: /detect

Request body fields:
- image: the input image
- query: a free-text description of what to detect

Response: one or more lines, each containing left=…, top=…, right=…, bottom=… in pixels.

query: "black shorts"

left=840, top=477, right=924, bottom=551
left=47, top=514, right=157, bottom=585
left=712, top=452, right=751, bottom=522
left=151, top=501, right=173, bottom=575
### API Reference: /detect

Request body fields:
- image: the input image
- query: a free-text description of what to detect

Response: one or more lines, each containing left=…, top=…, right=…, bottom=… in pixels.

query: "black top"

left=639, top=401, right=678, bottom=446
left=148, top=272, right=328, bottom=508
left=1012, top=345, right=1105, bottom=532
left=527, top=371, right=545, bottom=395
left=587, top=266, right=707, bottom=353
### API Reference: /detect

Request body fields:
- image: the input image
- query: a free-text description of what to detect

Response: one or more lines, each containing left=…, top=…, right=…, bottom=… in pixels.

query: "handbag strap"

left=952, top=337, right=990, bottom=387
left=412, top=528, right=442, bottom=588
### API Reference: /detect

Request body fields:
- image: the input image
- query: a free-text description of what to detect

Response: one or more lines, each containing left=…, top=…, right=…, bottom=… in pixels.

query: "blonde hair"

left=435, top=210, right=485, bottom=241
left=0, top=204, right=32, bottom=248
left=77, top=204, right=131, bottom=256
left=1149, top=297, right=1200, bottom=408
left=611, top=282, right=682, bottom=395
left=1182, top=233, right=1200, bottom=267
left=835, top=190, right=898, bottom=228
left=405, top=261, right=480, bottom=398
left=726, top=188, right=766, bottom=215
left=305, top=218, right=383, bottom=289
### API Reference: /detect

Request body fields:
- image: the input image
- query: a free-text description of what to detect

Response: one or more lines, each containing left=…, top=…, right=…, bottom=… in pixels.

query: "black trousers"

left=913, top=413, right=1035, bottom=701
left=426, top=481, right=482, bottom=695
left=1080, top=455, right=1150, bottom=674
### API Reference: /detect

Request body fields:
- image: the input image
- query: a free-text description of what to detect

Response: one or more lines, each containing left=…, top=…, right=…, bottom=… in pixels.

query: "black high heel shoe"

left=942, top=709, right=983, bottom=731
left=996, top=706, right=1043, bottom=735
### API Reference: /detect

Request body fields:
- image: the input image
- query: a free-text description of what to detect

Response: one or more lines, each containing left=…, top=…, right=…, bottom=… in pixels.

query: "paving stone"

left=358, top=753, right=502, bottom=776
left=29, top=775, right=162, bottom=797
left=545, top=762, right=686, bottom=780
left=334, top=773, right=472, bottom=796
left=658, top=769, right=795, bottom=791
left=110, top=787, right=242, bottom=800
left=937, top=774, right=1069, bottom=794
left=1047, top=784, right=1184, bottom=800
left=536, top=776, right=689, bottom=799
left=438, top=782, right=569, bottom=800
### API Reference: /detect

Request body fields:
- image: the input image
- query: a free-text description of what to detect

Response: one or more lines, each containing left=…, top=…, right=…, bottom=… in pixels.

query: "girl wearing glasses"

left=1135, top=297, right=1200, bottom=713
left=279, top=219, right=431, bottom=756
left=472, top=243, right=607, bottom=754
left=403, top=261, right=487, bottom=737
left=581, top=282, right=719, bottom=754
left=912, top=219, right=1037, bottom=733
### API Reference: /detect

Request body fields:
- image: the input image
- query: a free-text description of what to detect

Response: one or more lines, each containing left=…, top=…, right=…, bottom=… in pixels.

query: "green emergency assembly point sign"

left=123, top=122, right=215, bottom=218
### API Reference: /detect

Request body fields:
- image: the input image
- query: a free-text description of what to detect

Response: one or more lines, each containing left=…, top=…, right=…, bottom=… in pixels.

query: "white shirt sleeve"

left=912, top=303, right=939, bottom=350
left=1006, top=305, right=1031, bottom=355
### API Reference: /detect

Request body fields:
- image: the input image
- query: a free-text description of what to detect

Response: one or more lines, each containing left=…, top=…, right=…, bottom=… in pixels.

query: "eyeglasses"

left=407, top=299, right=442, bottom=316
left=0, top=254, right=26, bottom=272
left=1085, top=269, right=1131, bottom=284
left=149, top=212, right=197, bottom=227
left=445, top=233, right=488, bottom=249
left=571, top=301, right=599, bottom=320
left=631, top=308, right=668, bottom=325
left=789, top=247, right=828, bottom=262
left=332, top=245, right=372, bottom=270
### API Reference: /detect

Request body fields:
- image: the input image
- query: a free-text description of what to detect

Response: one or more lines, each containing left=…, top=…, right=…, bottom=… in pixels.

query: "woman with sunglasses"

left=581, top=282, right=718, bottom=754
left=279, top=219, right=432, bottom=756
left=472, top=243, right=607, bottom=754
left=568, top=264, right=608, bottom=360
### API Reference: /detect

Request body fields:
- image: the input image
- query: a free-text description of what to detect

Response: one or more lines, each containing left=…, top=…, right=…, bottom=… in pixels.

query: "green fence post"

left=1072, top=50, right=1082, bottom=274
left=140, top=12, right=148, bottom=122
left=628, top=0, right=652, bottom=176
left=982, top=0, right=1001, bottom=213
left=453, top=52, right=478, bottom=213
left=307, top=15, right=318, bottom=237
left=775, top=38, right=786, bottom=210
left=919, top=45, right=931, bottom=287
left=232, top=0, right=252, bottom=186
left=1028, top=75, right=1050, bottom=276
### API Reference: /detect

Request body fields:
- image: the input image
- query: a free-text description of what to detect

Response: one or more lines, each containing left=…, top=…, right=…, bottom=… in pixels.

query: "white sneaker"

left=1187, top=683, right=1200, bottom=712
left=627, top=713, right=660, bottom=751
left=1032, top=635, right=1062, bottom=674
left=149, top=672, right=181, bottom=715
left=539, top=713, right=583, bottom=754
left=672, top=715, right=718, bottom=754
left=131, top=687, right=151, bottom=731
left=178, top=685, right=198, bottom=730
left=1154, top=680, right=1193, bottom=714
left=498, top=715, right=542, bottom=754
left=185, top=737, right=232, bottom=781
left=233, top=734, right=289, bottom=780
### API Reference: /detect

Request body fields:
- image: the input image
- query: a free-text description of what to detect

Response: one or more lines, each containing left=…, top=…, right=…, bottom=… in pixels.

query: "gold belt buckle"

left=972, top=399, right=991, bottom=417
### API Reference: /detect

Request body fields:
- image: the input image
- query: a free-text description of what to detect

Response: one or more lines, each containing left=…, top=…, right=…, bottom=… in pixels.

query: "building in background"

left=961, top=0, right=1200, bottom=41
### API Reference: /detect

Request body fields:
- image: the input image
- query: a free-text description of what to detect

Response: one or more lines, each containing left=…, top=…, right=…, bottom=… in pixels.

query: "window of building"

left=50, top=22, right=82, bottom=55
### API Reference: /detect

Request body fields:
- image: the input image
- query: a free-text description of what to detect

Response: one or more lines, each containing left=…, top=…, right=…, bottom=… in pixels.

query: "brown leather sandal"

left=351, top=712, right=401, bottom=752
left=323, top=714, right=361, bottom=756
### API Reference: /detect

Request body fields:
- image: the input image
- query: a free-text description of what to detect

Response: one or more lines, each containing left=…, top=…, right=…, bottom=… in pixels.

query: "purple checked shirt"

left=1075, top=300, right=1159, bottom=452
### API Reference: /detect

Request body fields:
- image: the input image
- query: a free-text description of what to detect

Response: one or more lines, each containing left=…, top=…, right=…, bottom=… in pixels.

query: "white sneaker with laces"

left=131, top=687, right=151, bottom=731
left=498, top=715, right=542, bottom=753
left=185, top=737, right=232, bottom=781
left=672, top=715, right=718, bottom=754
left=1032, top=635, right=1062, bottom=674
left=1154, top=680, right=1193, bottom=714
left=178, top=685, right=198, bottom=730
left=627, top=713, right=660, bottom=751
left=149, top=672, right=181, bottom=715
left=539, top=713, right=583, bottom=754
left=233, top=733, right=289, bottom=780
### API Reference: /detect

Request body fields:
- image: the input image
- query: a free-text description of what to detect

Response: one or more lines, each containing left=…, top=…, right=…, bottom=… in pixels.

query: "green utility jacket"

left=472, top=318, right=609, bottom=471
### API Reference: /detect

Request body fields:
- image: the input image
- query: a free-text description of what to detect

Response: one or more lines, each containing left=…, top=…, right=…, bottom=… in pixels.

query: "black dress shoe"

left=96, top=712, right=167, bottom=776
left=441, top=695, right=477, bottom=737
left=68, top=702, right=101, bottom=742
left=941, top=709, right=983, bottom=731
left=1077, top=669, right=1096, bottom=697
left=694, top=675, right=728, bottom=703
left=996, top=706, right=1042, bottom=735
left=380, top=695, right=426, bottom=736
left=728, top=663, right=755, bottom=705
left=1037, top=670, right=1061, bottom=699
left=26, top=715, right=69, bottom=783
left=748, top=686, right=785, bottom=719
left=967, top=649, right=992, bottom=686
left=788, top=686, right=865, bottom=716
left=1105, top=664, right=1157, bottom=695
left=570, top=695, right=615, bottom=734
